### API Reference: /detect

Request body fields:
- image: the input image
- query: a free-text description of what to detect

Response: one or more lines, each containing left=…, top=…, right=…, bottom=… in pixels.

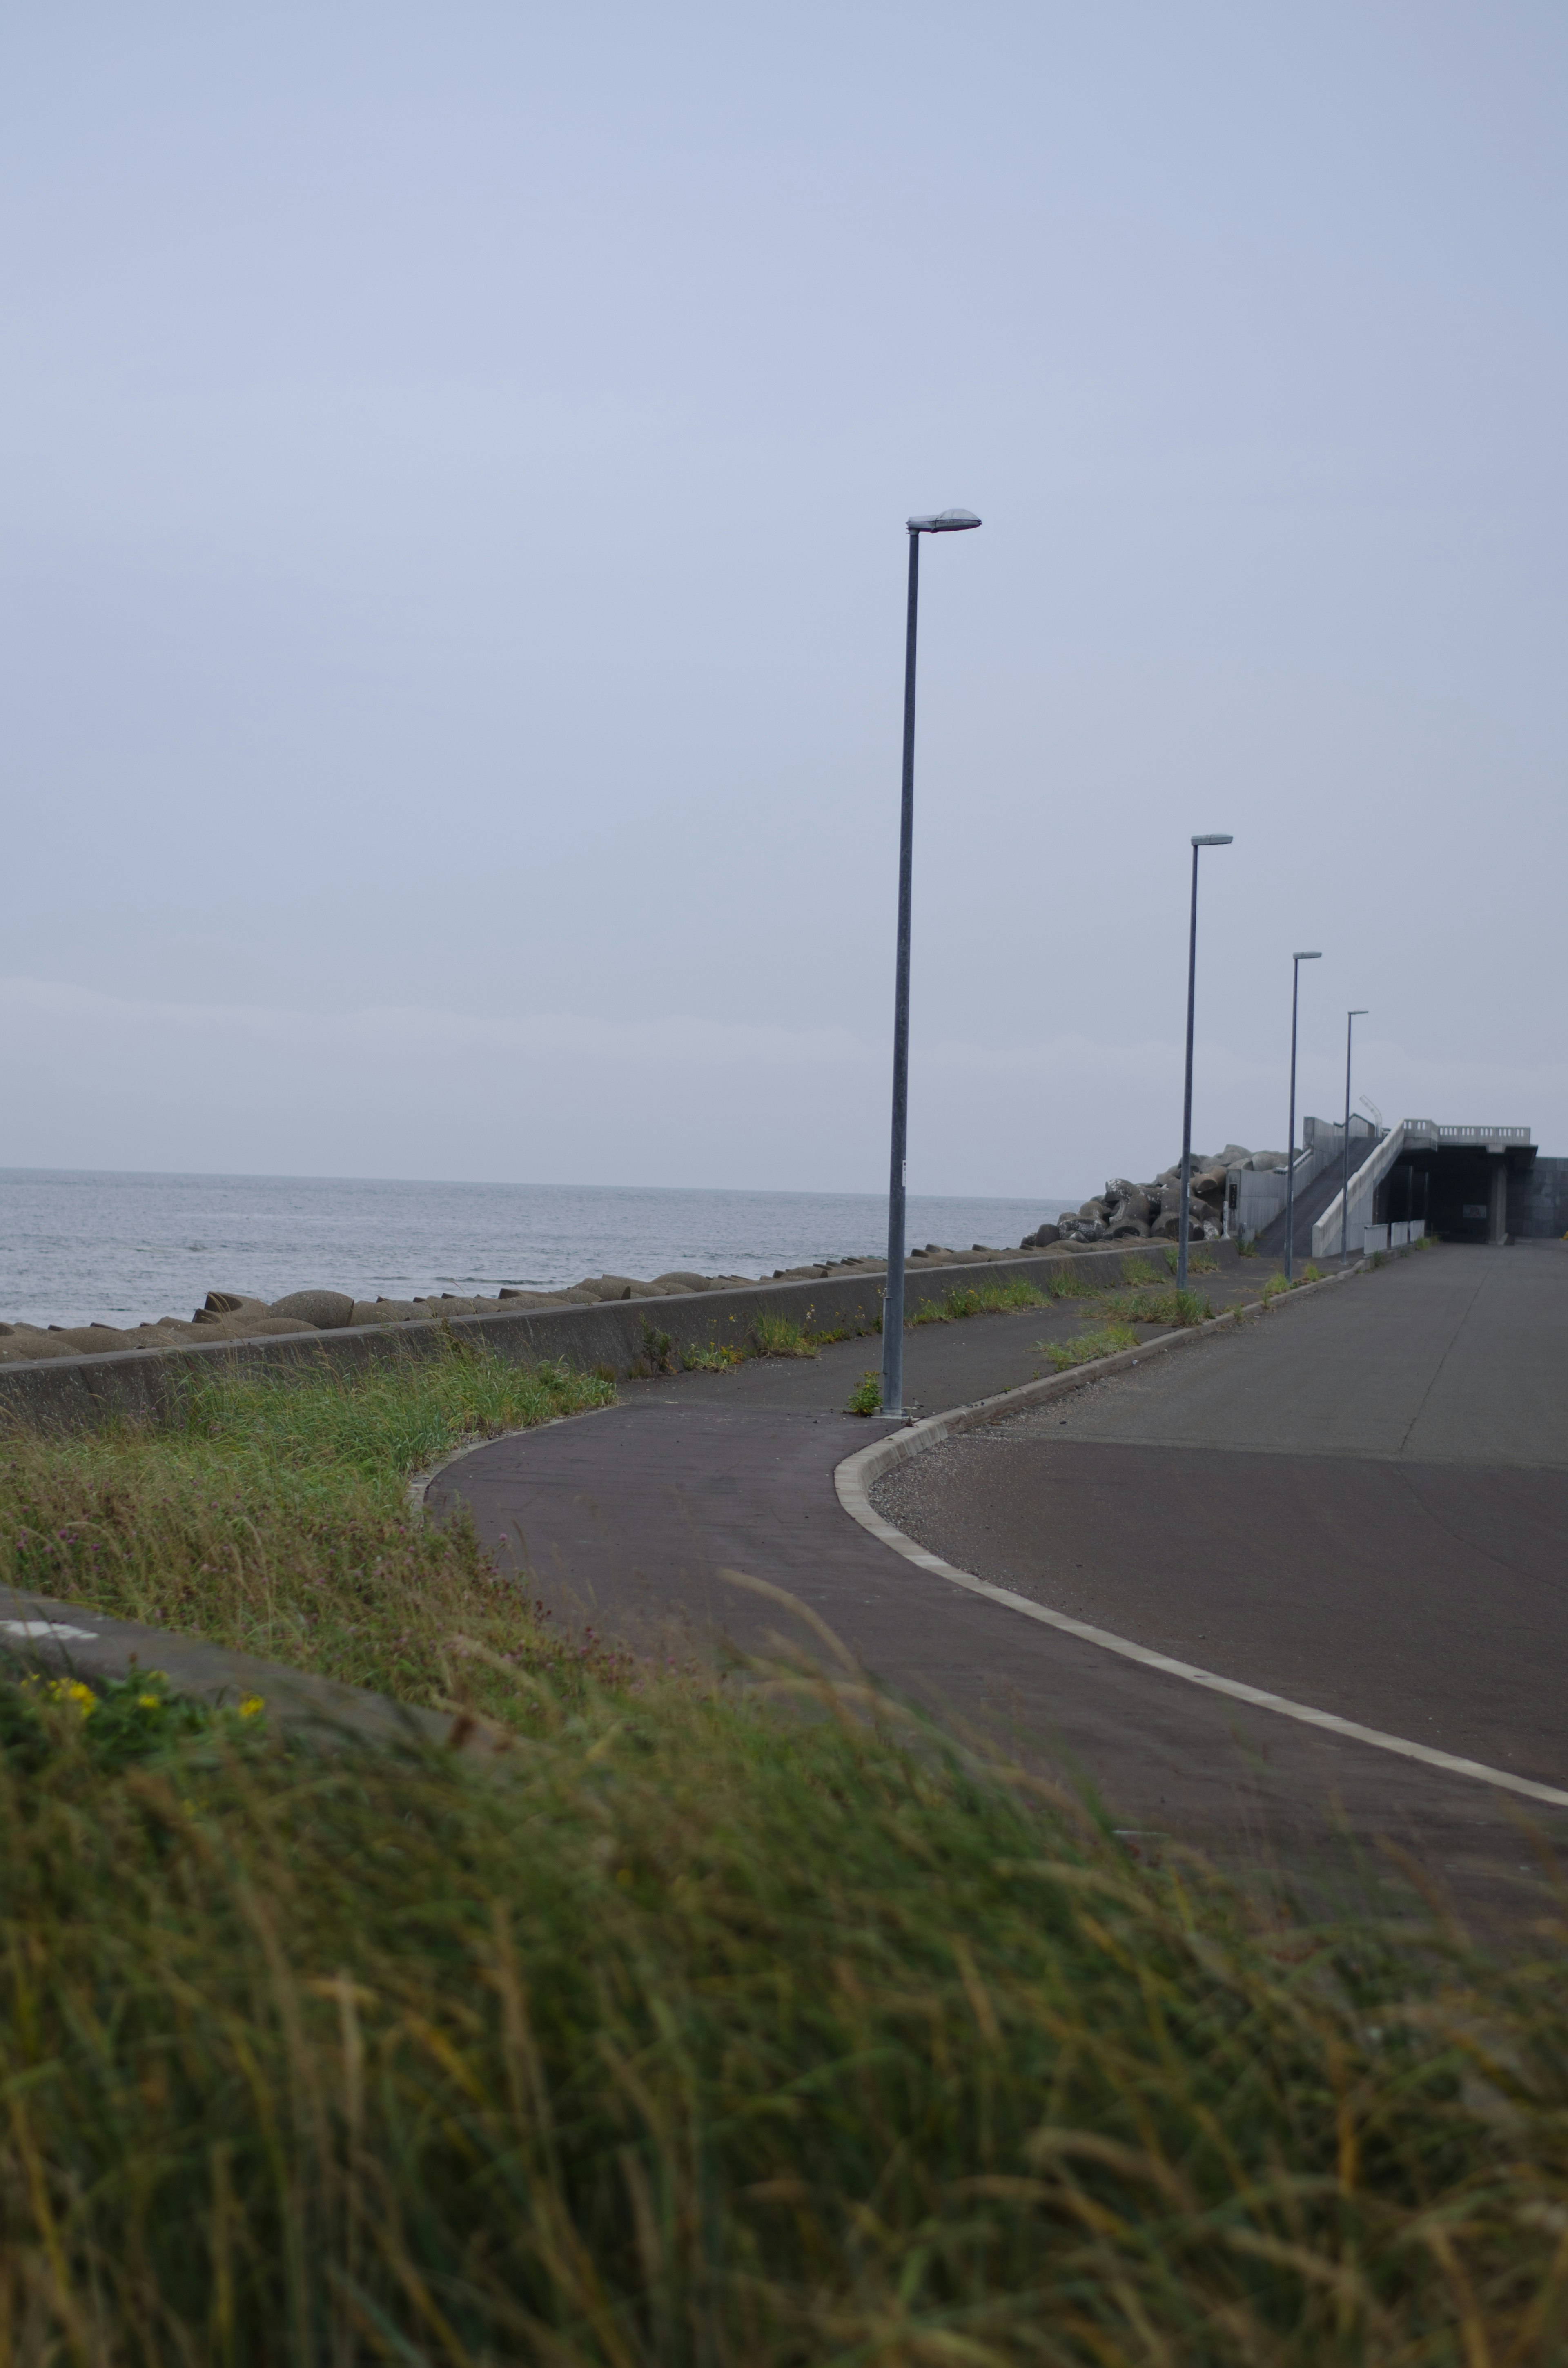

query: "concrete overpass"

left=1311, top=1120, right=1568, bottom=1260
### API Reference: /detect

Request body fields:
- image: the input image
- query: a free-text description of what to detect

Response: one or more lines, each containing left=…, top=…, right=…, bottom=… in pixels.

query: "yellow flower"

left=49, top=1678, right=96, bottom=1715
left=137, top=1693, right=161, bottom=1711
left=238, top=1695, right=265, bottom=1719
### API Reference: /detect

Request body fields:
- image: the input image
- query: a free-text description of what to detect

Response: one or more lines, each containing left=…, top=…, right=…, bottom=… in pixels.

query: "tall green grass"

left=1, top=1676, right=1566, bottom=2361
left=0, top=1345, right=619, bottom=1721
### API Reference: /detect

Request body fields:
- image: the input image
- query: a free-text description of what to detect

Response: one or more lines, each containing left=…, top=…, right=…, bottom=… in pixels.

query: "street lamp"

left=880, top=507, right=982, bottom=1419
left=1284, top=951, right=1321, bottom=1283
left=1177, top=834, right=1233, bottom=1291
left=1340, top=1010, right=1369, bottom=1264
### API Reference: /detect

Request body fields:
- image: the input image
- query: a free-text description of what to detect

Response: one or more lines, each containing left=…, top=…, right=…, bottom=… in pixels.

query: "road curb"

left=833, top=1251, right=1568, bottom=1817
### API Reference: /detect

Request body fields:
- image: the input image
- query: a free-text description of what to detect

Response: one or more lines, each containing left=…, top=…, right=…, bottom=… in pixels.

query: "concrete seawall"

left=0, top=1239, right=1241, bottom=1434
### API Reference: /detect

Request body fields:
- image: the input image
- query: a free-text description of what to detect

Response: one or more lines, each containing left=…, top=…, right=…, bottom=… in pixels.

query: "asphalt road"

left=432, top=1245, right=1568, bottom=1920
left=875, top=1242, right=1568, bottom=1787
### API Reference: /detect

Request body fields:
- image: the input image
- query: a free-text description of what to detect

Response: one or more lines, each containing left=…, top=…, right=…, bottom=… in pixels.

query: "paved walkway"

left=875, top=1243, right=1568, bottom=1786
left=433, top=1246, right=1568, bottom=1918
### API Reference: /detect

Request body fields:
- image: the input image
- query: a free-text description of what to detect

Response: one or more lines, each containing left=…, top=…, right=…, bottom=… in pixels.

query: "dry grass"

left=1, top=1670, right=1567, bottom=2361
left=0, top=1343, right=623, bottom=1724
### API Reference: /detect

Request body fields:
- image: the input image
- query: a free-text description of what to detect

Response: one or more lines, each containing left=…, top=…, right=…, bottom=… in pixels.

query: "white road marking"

left=0, top=1618, right=98, bottom=1641
left=835, top=1289, right=1568, bottom=1817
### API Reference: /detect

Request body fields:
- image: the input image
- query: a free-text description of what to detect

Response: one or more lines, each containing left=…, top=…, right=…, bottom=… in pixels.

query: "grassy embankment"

left=3, top=1659, right=1568, bottom=2358
left=0, top=1346, right=624, bottom=1721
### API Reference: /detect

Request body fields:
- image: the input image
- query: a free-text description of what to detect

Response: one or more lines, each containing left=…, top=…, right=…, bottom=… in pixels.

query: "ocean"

left=0, top=1171, right=1076, bottom=1330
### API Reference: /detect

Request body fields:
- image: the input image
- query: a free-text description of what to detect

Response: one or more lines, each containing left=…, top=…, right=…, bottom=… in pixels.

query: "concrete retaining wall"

left=1509, top=1156, right=1568, bottom=1240
left=0, top=1238, right=1240, bottom=1435
left=1230, top=1165, right=1290, bottom=1241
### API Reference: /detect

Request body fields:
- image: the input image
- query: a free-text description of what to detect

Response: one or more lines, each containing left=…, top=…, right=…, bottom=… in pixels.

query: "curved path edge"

left=835, top=1262, right=1568, bottom=1817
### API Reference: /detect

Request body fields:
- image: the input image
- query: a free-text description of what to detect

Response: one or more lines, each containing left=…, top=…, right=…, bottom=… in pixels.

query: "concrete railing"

left=1403, top=1120, right=1531, bottom=1146
left=1312, top=1122, right=1407, bottom=1262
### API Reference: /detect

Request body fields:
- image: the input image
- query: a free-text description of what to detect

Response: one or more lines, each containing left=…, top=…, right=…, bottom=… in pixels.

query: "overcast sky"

left=2, top=3, right=1563, bottom=1198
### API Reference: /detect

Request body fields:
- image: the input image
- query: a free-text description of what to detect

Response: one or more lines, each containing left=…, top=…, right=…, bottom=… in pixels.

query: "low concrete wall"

left=1361, top=1220, right=1426, bottom=1253
left=1231, top=1165, right=1289, bottom=1241
left=0, top=1238, right=1241, bottom=1435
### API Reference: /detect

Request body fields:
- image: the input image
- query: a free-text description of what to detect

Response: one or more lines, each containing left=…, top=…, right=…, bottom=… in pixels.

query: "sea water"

left=0, top=1170, right=1075, bottom=1330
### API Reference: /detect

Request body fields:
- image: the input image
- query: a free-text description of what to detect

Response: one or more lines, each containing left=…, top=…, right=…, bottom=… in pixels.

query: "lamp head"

left=907, top=509, right=982, bottom=533
left=1349, top=1008, right=1368, bottom=1017
left=1191, top=834, right=1233, bottom=847
left=1294, top=950, right=1322, bottom=961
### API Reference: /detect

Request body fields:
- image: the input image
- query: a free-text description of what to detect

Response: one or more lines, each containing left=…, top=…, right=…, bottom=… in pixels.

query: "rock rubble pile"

left=1043, top=1144, right=1286, bottom=1247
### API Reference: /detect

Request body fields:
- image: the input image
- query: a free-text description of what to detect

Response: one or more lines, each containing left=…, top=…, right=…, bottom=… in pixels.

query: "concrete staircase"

left=1251, top=1161, right=1361, bottom=1262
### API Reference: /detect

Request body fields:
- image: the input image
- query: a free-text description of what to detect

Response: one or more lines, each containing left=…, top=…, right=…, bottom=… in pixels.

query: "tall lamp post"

left=880, top=507, right=982, bottom=1419
left=1177, top=834, right=1233, bottom=1291
left=1284, top=950, right=1321, bottom=1282
left=1339, top=1008, right=1369, bottom=1264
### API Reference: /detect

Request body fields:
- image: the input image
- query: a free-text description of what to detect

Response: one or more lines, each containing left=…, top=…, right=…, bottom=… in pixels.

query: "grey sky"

left=2, top=4, right=1563, bottom=1195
